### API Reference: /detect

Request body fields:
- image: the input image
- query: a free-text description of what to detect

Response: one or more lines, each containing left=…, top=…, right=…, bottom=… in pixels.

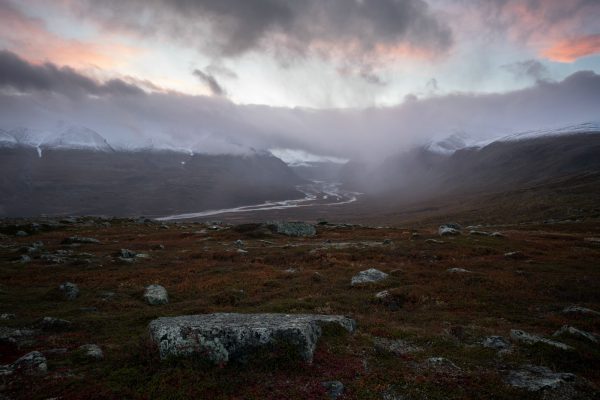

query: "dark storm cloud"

left=193, top=69, right=226, bottom=96
left=0, top=50, right=144, bottom=96
left=74, top=0, right=453, bottom=59
left=502, top=59, right=549, bottom=81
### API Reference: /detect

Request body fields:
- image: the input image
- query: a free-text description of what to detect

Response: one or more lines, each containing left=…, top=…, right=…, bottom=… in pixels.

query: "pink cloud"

left=542, top=34, right=600, bottom=63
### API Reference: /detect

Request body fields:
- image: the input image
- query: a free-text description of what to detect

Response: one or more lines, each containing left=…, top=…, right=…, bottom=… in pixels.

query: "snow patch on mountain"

left=0, top=130, right=18, bottom=147
left=41, top=126, right=114, bottom=152
left=269, top=148, right=348, bottom=167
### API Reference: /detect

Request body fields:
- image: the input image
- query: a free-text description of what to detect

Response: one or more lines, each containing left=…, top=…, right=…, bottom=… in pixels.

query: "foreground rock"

left=148, top=313, right=356, bottom=363
left=2, top=351, right=48, bottom=376
left=506, top=365, right=575, bottom=391
left=144, top=284, right=169, bottom=305
left=59, top=282, right=79, bottom=300
left=510, top=329, right=573, bottom=350
left=553, top=325, right=598, bottom=343
left=482, top=335, right=510, bottom=350
left=438, top=224, right=461, bottom=236
left=269, top=221, right=316, bottom=237
left=78, top=344, right=104, bottom=360
left=351, top=268, right=388, bottom=285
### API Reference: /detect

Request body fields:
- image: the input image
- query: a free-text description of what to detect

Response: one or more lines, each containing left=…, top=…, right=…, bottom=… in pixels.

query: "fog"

left=1, top=51, right=599, bottom=164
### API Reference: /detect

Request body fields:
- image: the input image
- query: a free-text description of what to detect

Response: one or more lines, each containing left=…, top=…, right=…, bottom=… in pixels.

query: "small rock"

left=78, top=344, right=104, bottom=360
left=382, top=239, right=392, bottom=245
left=36, top=317, right=72, bottom=331
left=41, top=254, right=65, bottom=264
left=11, top=351, right=48, bottom=375
left=425, top=239, right=445, bottom=244
left=439, top=226, right=460, bottom=236
left=482, top=336, right=510, bottom=350
left=233, top=239, right=245, bottom=248
left=237, top=248, right=248, bottom=254
left=19, top=255, right=32, bottom=263
left=469, top=230, right=490, bottom=236
left=0, top=313, right=15, bottom=320
left=62, top=236, right=100, bottom=245
left=553, top=325, right=598, bottom=343
left=447, top=268, right=471, bottom=273
left=144, top=284, right=168, bottom=305
left=504, top=251, right=525, bottom=259
left=269, top=221, right=316, bottom=237
left=426, top=357, right=460, bottom=371
left=284, top=268, right=298, bottom=274
left=510, top=329, right=573, bottom=351
left=15, top=230, right=28, bottom=237
left=119, top=249, right=137, bottom=259
left=152, top=244, right=165, bottom=250
left=321, top=381, right=344, bottom=399
left=375, top=290, right=390, bottom=299
left=79, top=307, right=98, bottom=313
left=59, top=282, right=79, bottom=300
left=490, top=232, right=505, bottom=238
left=562, top=305, right=600, bottom=316
left=373, top=336, right=422, bottom=355
left=0, top=327, right=36, bottom=345
left=351, top=268, right=388, bottom=286
left=506, top=365, right=575, bottom=391
left=100, top=291, right=116, bottom=301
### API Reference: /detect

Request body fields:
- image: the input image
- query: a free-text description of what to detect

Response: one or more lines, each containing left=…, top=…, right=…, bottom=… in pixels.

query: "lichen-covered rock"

left=148, top=313, right=356, bottom=363
left=59, top=282, right=79, bottom=300
left=78, top=344, right=104, bottom=360
left=61, top=236, right=100, bottom=244
left=11, top=351, right=48, bottom=375
left=269, top=222, right=316, bottom=237
left=482, top=336, right=510, bottom=350
left=506, top=365, right=575, bottom=391
left=351, top=268, right=388, bottom=285
left=510, top=329, right=573, bottom=350
left=144, top=284, right=168, bottom=305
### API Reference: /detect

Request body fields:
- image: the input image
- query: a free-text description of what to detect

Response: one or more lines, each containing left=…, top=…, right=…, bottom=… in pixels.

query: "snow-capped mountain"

left=41, top=126, right=114, bottom=152
left=424, top=133, right=472, bottom=155
left=0, top=130, right=18, bottom=147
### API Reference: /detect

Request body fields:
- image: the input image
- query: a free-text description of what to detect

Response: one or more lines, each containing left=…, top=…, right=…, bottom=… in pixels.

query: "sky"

left=0, top=0, right=599, bottom=161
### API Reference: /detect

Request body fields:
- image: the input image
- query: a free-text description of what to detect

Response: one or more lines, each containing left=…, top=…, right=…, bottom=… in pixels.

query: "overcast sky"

left=0, top=0, right=599, bottom=161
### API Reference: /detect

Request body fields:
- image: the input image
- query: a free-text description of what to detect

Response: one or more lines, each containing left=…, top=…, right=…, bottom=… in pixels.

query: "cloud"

left=542, top=34, right=600, bottom=62
left=193, top=69, right=226, bottom=96
left=70, top=0, right=453, bottom=64
left=502, top=59, right=549, bottom=81
left=0, top=50, right=144, bottom=96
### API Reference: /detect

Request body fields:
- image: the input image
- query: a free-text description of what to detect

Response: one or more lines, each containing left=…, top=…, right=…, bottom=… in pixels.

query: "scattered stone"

left=506, top=365, right=575, bottom=391
left=237, top=248, right=248, bottom=254
left=372, top=336, right=422, bottom=355
left=270, top=221, right=316, bottom=237
left=152, top=244, right=165, bottom=250
left=321, top=381, right=344, bottom=399
left=148, top=313, right=356, bottom=363
left=19, top=254, right=32, bottom=264
left=119, top=249, right=137, bottom=259
left=0, top=313, right=15, bottom=320
left=504, top=251, right=525, bottom=259
left=469, top=230, right=490, bottom=236
left=99, top=291, right=115, bottom=301
left=584, top=237, right=600, bottom=243
left=490, top=232, right=505, bottom=238
left=36, top=317, right=72, bottom=331
left=439, top=226, right=460, bottom=236
left=382, top=239, right=392, bottom=245
left=375, top=290, right=390, bottom=299
left=553, top=325, right=598, bottom=343
left=80, top=307, right=98, bottom=313
left=510, top=329, right=573, bottom=351
left=15, top=230, right=28, bottom=237
left=447, top=268, right=471, bottom=273
left=234, top=239, right=245, bottom=248
left=425, top=239, right=445, bottom=244
left=351, top=268, right=388, bottom=286
left=78, top=344, right=104, bottom=360
left=563, top=306, right=600, bottom=316
left=11, top=351, right=48, bottom=375
left=0, top=327, right=36, bottom=345
left=144, top=284, right=169, bottom=305
left=61, top=236, right=100, bottom=245
left=284, top=268, right=298, bottom=274
left=59, top=282, right=79, bottom=300
left=482, top=336, right=510, bottom=350
left=41, top=254, right=65, bottom=264
left=426, top=357, right=461, bottom=371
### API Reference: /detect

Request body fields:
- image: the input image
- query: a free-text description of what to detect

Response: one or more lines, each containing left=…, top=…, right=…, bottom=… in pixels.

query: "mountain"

left=0, top=147, right=304, bottom=217
left=0, top=130, right=17, bottom=147
left=41, top=126, right=114, bottom=152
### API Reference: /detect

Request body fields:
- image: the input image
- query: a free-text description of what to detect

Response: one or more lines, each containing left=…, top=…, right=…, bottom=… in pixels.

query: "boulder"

left=321, top=381, right=344, bottom=399
left=11, top=351, right=48, bottom=375
left=144, top=284, right=169, bottom=305
left=438, top=224, right=461, bottom=236
left=351, top=268, right=388, bottom=285
left=59, top=282, right=79, bottom=300
left=269, top=222, right=316, bottom=237
left=78, top=344, right=104, bottom=360
left=510, top=329, right=573, bottom=351
left=506, top=365, right=575, bottom=391
left=553, top=325, right=598, bottom=343
left=482, top=336, right=510, bottom=350
left=61, top=236, right=100, bottom=244
left=119, top=249, right=137, bottom=259
left=148, top=313, right=356, bottom=363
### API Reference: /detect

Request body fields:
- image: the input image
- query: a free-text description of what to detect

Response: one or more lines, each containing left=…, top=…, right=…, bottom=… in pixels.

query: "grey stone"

left=36, top=317, right=72, bottom=331
left=61, top=236, right=100, bottom=244
left=372, top=336, right=422, bottom=355
left=504, top=251, right=525, bottom=259
left=41, top=254, right=65, bottom=264
left=425, top=239, right=445, bottom=244
left=510, top=329, right=573, bottom=351
left=490, top=232, right=505, bottom=238
left=351, top=268, right=388, bottom=285
left=0, top=313, right=15, bottom=320
left=469, top=230, right=490, bottom=236
left=563, top=306, right=600, bottom=316
left=19, top=255, right=32, bottom=263
left=234, top=239, right=245, bottom=248
left=321, top=380, right=344, bottom=399
left=375, top=290, right=390, bottom=299
left=119, top=249, right=137, bottom=259
left=426, top=357, right=460, bottom=371
left=0, top=327, right=36, bottom=345
left=439, top=224, right=461, bottom=236
left=78, top=344, right=104, bottom=360
left=148, top=313, right=356, bottom=363
left=447, top=268, right=471, bottom=273
left=144, top=284, right=168, bottom=305
left=506, top=365, right=575, bottom=391
left=15, top=230, right=28, bottom=237
left=553, top=325, right=598, bottom=343
left=11, top=351, right=48, bottom=375
left=482, top=336, right=510, bottom=350
left=59, top=282, right=79, bottom=300
left=270, top=221, right=316, bottom=237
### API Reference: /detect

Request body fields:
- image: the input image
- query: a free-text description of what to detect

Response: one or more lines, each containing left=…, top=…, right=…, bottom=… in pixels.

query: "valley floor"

left=1, top=217, right=599, bottom=399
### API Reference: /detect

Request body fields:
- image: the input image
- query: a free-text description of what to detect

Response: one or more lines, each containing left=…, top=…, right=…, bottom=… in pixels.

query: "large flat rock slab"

left=148, top=313, right=356, bottom=363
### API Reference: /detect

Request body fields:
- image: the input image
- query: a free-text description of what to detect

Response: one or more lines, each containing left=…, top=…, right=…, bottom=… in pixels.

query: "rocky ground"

left=0, top=217, right=599, bottom=399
